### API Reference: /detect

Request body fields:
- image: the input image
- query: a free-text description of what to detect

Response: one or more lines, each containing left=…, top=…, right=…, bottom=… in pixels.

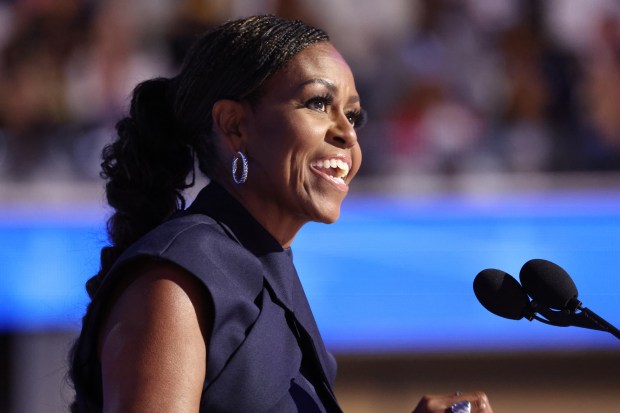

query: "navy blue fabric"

left=72, top=182, right=341, bottom=412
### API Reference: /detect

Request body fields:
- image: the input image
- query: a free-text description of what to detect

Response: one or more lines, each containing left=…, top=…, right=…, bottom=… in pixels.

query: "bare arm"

left=98, top=260, right=212, bottom=413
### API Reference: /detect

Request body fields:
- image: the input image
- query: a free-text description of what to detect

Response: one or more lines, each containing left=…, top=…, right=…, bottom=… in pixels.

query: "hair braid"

left=84, top=77, right=194, bottom=298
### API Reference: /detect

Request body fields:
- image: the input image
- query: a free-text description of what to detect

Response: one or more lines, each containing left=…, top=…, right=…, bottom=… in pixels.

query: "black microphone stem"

left=534, top=304, right=620, bottom=341
left=580, top=306, right=620, bottom=341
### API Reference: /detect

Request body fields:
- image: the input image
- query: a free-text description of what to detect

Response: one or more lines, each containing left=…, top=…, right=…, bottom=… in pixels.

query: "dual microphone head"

left=473, top=259, right=580, bottom=321
left=473, top=259, right=620, bottom=340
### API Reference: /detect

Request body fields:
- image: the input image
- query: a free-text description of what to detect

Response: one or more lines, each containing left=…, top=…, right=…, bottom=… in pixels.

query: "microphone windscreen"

left=519, top=259, right=578, bottom=310
left=473, top=269, right=530, bottom=320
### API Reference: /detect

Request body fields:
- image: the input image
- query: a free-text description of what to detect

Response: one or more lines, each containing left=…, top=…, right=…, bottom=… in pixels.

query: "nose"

left=327, top=111, right=358, bottom=148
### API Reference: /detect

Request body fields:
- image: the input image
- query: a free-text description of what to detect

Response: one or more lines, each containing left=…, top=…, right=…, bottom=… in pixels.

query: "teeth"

left=312, top=158, right=351, bottom=180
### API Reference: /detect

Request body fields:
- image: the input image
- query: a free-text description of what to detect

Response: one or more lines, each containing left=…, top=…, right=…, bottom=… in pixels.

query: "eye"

left=306, top=94, right=334, bottom=113
left=346, top=108, right=368, bottom=129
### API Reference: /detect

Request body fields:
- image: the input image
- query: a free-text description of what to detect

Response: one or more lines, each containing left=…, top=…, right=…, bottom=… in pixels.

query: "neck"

left=216, top=179, right=305, bottom=248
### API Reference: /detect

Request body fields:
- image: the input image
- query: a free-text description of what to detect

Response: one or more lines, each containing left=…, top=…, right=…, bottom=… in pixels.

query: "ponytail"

left=85, top=77, right=195, bottom=299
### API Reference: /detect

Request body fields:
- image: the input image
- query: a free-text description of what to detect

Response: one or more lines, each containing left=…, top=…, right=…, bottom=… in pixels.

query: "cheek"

left=350, top=144, right=363, bottom=177
left=255, top=113, right=305, bottom=150
left=249, top=129, right=308, bottom=181
left=277, top=121, right=324, bottom=160
left=248, top=111, right=329, bottom=176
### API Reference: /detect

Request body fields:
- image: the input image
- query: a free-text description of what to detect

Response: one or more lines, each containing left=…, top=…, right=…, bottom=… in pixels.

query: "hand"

left=411, top=391, right=493, bottom=413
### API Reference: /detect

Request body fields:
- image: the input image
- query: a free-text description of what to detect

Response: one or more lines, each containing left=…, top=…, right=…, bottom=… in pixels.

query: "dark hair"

left=70, top=15, right=328, bottom=412
left=87, top=15, right=329, bottom=299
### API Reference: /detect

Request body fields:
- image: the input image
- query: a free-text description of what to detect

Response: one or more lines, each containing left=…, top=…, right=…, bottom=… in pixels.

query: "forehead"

left=264, top=42, right=357, bottom=94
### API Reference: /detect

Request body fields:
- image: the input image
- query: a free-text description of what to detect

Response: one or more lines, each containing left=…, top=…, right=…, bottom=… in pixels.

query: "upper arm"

left=98, top=260, right=212, bottom=413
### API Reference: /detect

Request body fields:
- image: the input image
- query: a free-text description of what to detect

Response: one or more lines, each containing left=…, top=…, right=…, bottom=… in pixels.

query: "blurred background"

left=1, top=0, right=619, bottom=412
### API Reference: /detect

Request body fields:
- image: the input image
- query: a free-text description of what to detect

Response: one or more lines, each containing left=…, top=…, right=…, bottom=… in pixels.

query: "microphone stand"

left=580, top=306, right=620, bottom=340
left=531, top=302, right=620, bottom=341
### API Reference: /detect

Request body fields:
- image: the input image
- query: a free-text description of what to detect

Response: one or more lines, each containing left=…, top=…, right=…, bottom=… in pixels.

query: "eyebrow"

left=298, top=78, right=360, bottom=105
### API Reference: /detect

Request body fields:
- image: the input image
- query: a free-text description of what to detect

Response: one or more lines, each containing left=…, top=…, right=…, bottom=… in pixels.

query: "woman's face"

left=240, top=42, right=364, bottom=233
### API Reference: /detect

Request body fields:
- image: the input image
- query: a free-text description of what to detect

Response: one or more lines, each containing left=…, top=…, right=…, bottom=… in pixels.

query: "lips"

left=310, top=156, right=351, bottom=188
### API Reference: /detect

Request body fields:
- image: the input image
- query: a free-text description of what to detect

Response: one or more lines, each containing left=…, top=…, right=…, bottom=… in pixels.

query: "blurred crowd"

left=1, top=0, right=620, bottom=181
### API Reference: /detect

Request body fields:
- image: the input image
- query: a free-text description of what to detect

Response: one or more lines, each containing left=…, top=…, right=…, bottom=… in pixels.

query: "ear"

left=212, top=99, right=248, bottom=152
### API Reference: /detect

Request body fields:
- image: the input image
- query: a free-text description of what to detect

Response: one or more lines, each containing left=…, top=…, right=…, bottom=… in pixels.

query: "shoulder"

left=103, top=213, right=264, bottom=298
left=125, top=213, right=229, bottom=256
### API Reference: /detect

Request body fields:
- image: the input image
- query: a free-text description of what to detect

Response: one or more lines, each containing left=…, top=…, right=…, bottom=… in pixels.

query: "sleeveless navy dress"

left=71, top=182, right=342, bottom=412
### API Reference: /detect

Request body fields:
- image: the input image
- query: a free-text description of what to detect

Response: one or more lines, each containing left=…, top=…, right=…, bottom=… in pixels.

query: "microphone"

left=473, top=268, right=563, bottom=327
left=473, top=260, right=620, bottom=340
left=519, top=259, right=620, bottom=339
left=519, top=258, right=580, bottom=312
left=473, top=269, right=533, bottom=321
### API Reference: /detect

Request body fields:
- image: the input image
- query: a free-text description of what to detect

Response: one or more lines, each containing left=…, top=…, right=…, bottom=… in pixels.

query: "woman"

left=69, top=15, right=493, bottom=413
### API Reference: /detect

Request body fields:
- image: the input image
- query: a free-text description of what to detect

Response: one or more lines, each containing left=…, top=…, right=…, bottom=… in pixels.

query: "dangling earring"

left=231, top=151, right=248, bottom=184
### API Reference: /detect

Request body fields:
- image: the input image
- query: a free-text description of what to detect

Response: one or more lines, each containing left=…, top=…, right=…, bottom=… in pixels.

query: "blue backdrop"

left=1, top=188, right=619, bottom=353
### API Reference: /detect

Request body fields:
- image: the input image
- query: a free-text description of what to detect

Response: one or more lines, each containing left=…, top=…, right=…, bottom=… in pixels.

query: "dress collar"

left=185, top=182, right=297, bottom=307
left=186, top=181, right=285, bottom=257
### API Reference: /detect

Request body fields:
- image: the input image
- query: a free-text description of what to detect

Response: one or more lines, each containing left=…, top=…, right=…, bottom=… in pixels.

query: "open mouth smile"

left=310, top=157, right=351, bottom=189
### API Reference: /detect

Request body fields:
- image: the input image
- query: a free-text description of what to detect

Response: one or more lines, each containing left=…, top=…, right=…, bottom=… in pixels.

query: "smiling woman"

left=68, top=15, right=492, bottom=413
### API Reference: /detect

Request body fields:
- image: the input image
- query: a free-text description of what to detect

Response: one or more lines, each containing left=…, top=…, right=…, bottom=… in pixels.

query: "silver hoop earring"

left=232, top=151, right=248, bottom=184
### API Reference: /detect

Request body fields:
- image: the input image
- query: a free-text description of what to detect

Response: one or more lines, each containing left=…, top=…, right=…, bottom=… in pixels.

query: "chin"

left=317, top=216, right=339, bottom=225
left=311, top=207, right=341, bottom=225
left=301, top=191, right=345, bottom=224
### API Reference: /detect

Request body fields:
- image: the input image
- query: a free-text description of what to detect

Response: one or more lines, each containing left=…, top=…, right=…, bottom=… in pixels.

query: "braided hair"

left=70, top=15, right=329, bottom=412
